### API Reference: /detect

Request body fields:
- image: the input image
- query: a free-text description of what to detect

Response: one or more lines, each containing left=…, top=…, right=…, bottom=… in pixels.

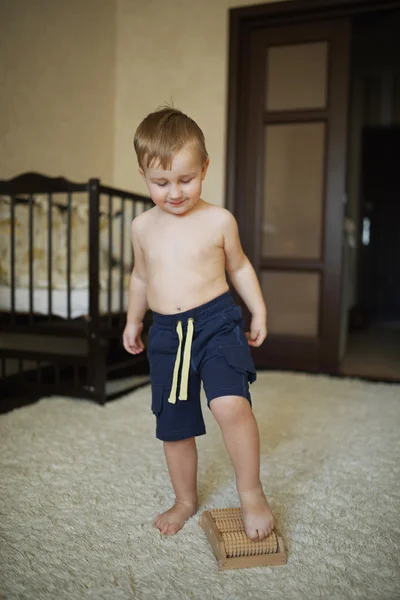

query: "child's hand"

left=246, top=315, right=267, bottom=347
left=123, top=322, right=144, bottom=354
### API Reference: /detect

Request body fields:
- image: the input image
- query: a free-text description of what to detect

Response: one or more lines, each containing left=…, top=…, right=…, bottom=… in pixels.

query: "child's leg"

left=154, top=437, right=199, bottom=535
left=210, top=395, right=275, bottom=542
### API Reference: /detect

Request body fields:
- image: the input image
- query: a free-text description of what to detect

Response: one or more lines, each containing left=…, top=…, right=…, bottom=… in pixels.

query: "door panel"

left=261, top=271, right=320, bottom=337
left=266, top=41, right=329, bottom=111
left=263, top=122, right=325, bottom=259
left=239, top=20, right=350, bottom=372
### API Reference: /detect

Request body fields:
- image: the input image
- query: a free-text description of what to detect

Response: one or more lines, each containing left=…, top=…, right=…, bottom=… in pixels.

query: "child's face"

left=139, top=143, right=209, bottom=215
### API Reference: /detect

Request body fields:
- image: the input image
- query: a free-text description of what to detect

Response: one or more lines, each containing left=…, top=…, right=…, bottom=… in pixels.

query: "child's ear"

left=202, top=159, right=210, bottom=180
left=138, top=167, right=145, bottom=180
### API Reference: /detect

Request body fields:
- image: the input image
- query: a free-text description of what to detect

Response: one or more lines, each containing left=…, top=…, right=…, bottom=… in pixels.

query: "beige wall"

left=1, top=0, right=283, bottom=198
left=0, top=0, right=117, bottom=182
left=114, top=0, right=281, bottom=205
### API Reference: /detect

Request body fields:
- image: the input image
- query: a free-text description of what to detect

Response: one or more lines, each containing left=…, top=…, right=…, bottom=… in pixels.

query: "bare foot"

left=239, top=486, right=275, bottom=542
left=153, top=500, right=198, bottom=535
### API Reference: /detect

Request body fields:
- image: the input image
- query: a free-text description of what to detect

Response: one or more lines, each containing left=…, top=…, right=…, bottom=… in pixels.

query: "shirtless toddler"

left=123, top=107, right=274, bottom=541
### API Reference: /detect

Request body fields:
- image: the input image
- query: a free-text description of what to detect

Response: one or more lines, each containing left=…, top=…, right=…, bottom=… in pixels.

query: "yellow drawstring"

left=168, top=321, right=183, bottom=404
left=179, top=318, right=194, bottom=400
left=167, top=318, right=195, bottom=404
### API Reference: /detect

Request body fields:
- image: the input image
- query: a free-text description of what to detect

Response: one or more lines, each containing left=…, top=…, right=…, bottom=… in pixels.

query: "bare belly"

left=146, top=273, right=229, bottom=314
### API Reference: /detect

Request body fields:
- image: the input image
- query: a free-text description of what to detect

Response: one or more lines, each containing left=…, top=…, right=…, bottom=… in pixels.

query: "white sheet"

left=0, top=285, right=129, bottom=319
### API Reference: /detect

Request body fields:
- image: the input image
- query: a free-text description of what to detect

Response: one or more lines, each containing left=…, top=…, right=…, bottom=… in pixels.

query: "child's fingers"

left=123, top=334, right=142, bottom=354
left=246, top=331, right=257, bottom=346
left=133, top=339, right=145, bottom=354
left=123, top=337, right=135, bottom=354
left=127, top=337, right=145, bottom=354
left=246, top=329, right=267, bottom=347
left=132, top=347, right=144, bottom=355
left=123, top=342, right=135, bottom=354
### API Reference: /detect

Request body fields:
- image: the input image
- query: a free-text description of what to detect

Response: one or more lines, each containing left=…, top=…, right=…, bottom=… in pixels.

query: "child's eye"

left=156, top=182, right=167, bottom=187
left=181, top=179, right=193, bottom=184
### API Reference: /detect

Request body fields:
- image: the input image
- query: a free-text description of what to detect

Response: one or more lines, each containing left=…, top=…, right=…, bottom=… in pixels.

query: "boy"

left=123, top=107, right=274, bottom=541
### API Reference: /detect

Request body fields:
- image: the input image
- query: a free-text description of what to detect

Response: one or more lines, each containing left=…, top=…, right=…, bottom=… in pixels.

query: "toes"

left=246, top=525, right=275, bottom=542
left=268, top=522, right=275, bottom=536
left=167, top=523, right=180, bottom=535
left=260, top=526, right=273, bottom=540
left=156, top=519, right=166, bottom=533
left=247, top=529, right=260, bottom=542
left=161, top=522, right=170, bottom=534
left=258, top=529, right=266, bottom=541
left=161, top=521, right=170, bottom=534
left=158, top=520, right=180, bottom=535
left=156, top=519, right=163, bottom=531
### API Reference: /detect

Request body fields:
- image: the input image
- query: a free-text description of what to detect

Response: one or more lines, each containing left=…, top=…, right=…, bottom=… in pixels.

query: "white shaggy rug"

left=1, top=372, right=400, bottom=600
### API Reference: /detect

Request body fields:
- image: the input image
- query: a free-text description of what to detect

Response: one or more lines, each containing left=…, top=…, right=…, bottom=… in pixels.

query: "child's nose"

left=169, top=184, right=182, bottom=199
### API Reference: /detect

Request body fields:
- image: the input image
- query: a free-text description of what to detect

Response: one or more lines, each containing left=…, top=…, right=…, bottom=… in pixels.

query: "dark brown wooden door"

left=235, top=20, right=350, bottom=372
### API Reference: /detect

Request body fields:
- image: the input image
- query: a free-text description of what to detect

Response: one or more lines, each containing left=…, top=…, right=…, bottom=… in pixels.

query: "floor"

left=340, top=322, right=400, bottom=382
left=1, top=372, right=399, bottom=600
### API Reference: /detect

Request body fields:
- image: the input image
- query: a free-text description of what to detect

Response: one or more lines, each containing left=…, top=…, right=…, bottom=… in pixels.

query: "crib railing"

left=0, top=172, right=152, bottom=332
left=0, top=172, right=153, bottom=406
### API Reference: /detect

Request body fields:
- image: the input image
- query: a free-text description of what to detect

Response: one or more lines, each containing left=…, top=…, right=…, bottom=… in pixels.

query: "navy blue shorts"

left=147, top=291, right=257, bottom=442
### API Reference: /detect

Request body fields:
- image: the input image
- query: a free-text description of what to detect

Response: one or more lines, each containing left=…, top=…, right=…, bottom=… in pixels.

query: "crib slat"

left=1, top=356, right=5, bottom=377
left=73, top=365, right=79, bottom=389
left=67, top=192, right=72, bottom=320
left=88, top=179, right=100, bottom=335
left=55, top=364, right=60, bottom=385
left=10, top=196, right=16, bottom=323
left=47, top=193, right=53, bottom=320
left=119, top=198, right=125, bottom=319
left=108, top=194, right=113, bottom=325
left=29, top=194, right=34, bottom=322
left=37, top=361, right=42, bottom=384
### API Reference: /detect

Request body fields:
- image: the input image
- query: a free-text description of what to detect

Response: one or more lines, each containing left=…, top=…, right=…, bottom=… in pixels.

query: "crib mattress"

left=0, top=285, right=129, bottom=319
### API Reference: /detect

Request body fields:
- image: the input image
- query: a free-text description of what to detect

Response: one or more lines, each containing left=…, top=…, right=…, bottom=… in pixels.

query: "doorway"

left=340, top=127, right=400, bottom=381
left=339, top=10, right=400, bottom=381
left=227, top=0, right=400, bottom=378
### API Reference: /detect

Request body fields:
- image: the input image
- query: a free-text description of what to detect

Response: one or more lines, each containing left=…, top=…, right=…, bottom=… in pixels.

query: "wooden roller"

left=200, top=507, right=287, bottom=570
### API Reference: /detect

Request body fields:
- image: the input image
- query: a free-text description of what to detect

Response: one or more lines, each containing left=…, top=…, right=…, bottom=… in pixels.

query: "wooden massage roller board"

left=200, top=508, right=287, bottom=570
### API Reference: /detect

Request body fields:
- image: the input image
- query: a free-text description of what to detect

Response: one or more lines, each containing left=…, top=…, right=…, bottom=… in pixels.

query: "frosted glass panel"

left=266, top=42, right=328, bottom=111
left=262, top=272, right=320, bottom=336
left=263, top=123, right=325, bottom=259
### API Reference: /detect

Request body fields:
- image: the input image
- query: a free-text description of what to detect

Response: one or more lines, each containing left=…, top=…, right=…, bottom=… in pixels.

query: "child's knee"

left=210, top=395, right=252, bottom=426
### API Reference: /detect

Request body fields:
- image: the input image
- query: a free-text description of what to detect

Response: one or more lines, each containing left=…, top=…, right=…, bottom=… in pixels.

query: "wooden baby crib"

left=0, top=172, right=153, bottom=412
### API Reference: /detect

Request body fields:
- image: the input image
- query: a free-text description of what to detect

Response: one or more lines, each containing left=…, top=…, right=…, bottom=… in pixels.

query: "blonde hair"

left=134, top=107, right=208, bottom=170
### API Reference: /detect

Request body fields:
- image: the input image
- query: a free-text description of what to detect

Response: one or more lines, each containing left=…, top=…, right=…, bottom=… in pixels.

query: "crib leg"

left=86, top=337, right=107, bottom=405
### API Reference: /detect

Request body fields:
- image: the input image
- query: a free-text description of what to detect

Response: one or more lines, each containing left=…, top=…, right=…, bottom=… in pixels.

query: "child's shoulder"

left=131, top=205, right=156, bottom=233
left=201, top=202, right=235, bottom=220
left=201, top=202, right=237, bottom=228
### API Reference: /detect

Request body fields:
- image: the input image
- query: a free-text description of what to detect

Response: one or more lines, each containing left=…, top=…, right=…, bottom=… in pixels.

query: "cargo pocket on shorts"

left=218, top=344, right=257, bottom=385
left=151, top=385, right=163, bottom=416
left=223, top=304, right=243, bottom=327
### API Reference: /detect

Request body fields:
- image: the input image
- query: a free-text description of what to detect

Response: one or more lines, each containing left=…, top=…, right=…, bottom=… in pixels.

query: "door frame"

left=226, top=0, right=400, bottom=372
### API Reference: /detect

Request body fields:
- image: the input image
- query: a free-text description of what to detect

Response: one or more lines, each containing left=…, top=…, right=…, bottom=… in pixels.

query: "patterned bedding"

left=0, top=194, right=132, bottom=291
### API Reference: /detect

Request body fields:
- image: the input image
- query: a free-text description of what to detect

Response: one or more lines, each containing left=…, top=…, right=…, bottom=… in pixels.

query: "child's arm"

left=123, top=219, right=148, bottom=354
left=222, top=211, right=267, bottom=347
